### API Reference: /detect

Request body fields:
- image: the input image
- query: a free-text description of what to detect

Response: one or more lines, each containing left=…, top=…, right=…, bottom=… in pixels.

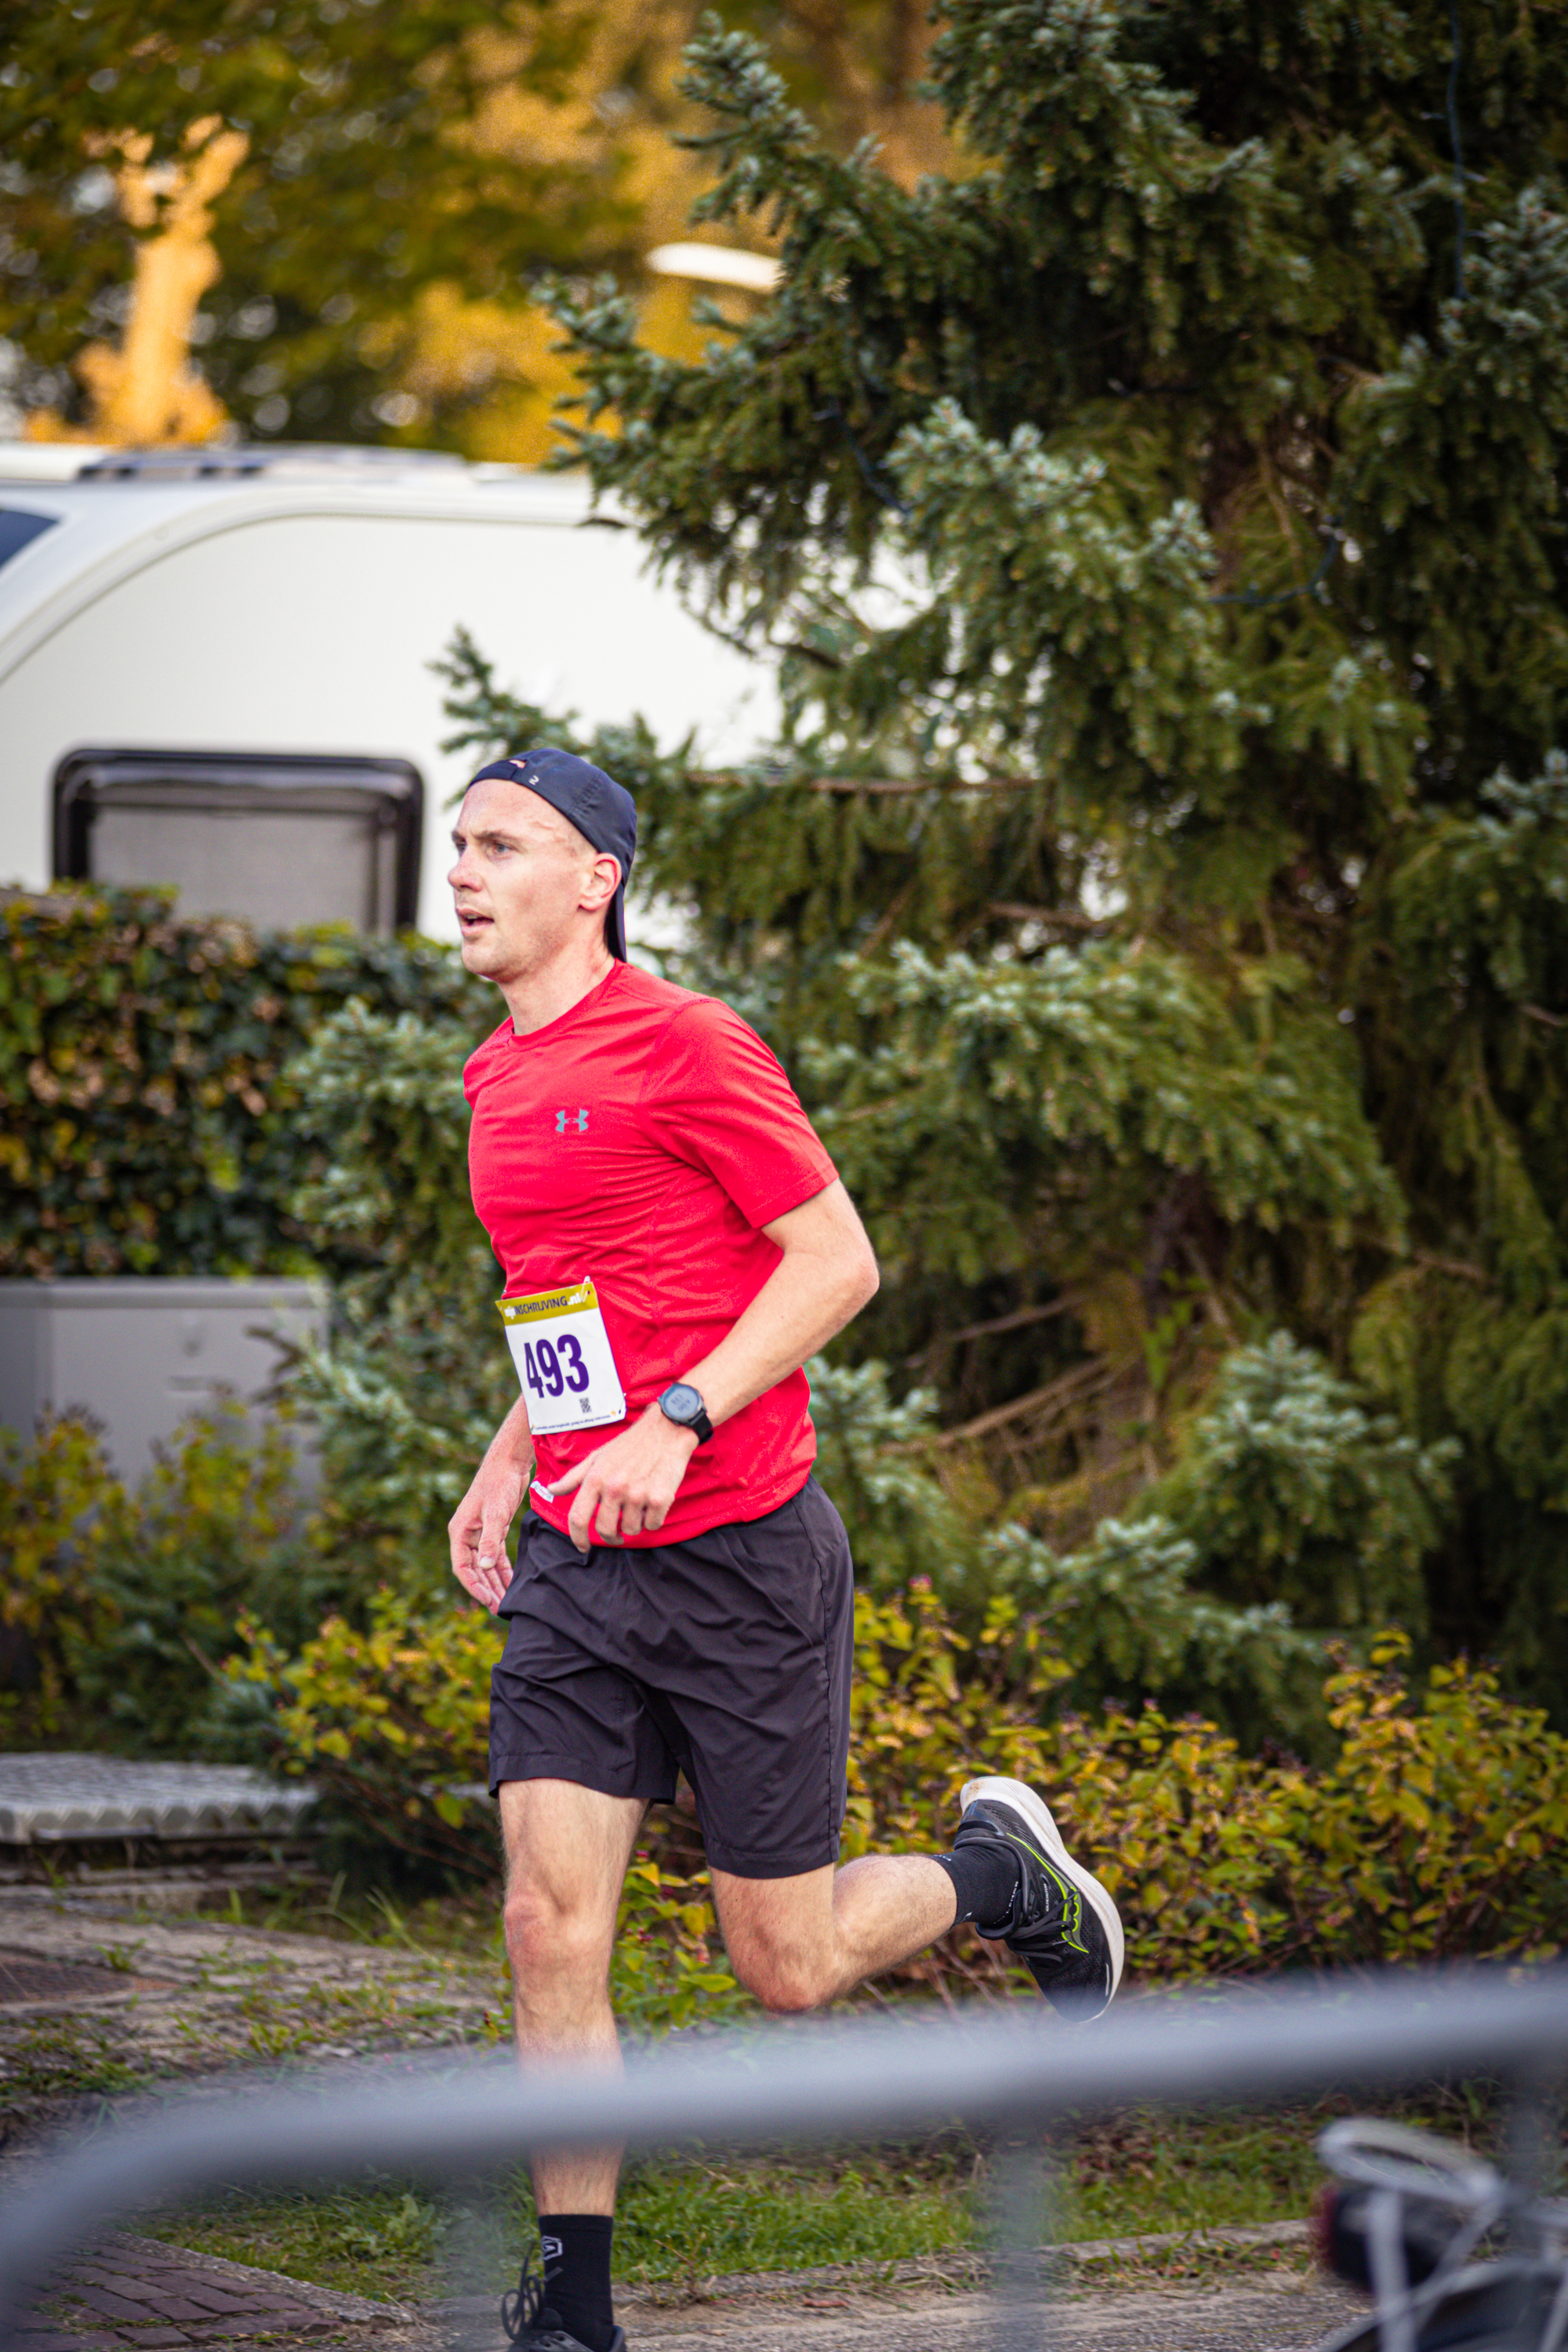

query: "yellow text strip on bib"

left=497, top=1277, right=627, bottom=1437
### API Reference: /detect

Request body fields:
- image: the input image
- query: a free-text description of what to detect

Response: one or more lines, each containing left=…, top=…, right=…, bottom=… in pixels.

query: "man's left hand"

left=543, top=1404, right=699, bottom=1551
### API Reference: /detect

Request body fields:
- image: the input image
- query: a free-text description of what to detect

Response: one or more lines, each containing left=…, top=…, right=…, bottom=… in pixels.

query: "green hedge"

left=0, top=887, right=486, bottom=1278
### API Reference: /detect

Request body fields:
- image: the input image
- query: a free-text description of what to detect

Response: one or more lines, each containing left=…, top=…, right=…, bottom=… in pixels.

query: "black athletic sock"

left=935, top=1839, right=1023, bottom=1933
left=539, top=2214, right=616, bottom=2351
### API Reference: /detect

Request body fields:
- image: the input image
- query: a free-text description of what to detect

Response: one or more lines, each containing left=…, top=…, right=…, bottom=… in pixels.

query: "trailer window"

left=53, top=750, right=423, bottom=934
left=0, top=509, right=58, bottom=568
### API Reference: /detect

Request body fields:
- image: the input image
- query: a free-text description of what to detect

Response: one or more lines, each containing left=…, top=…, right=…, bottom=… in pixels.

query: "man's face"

left=448, top=779, right=616, bottom=982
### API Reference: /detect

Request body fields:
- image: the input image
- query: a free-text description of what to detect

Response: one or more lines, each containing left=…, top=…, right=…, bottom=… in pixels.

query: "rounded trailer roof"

left=0, top=441, right=618, bottom=686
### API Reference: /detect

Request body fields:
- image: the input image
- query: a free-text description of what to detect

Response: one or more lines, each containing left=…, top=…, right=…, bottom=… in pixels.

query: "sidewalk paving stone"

left=27, top=2234, right=408, bottom=2347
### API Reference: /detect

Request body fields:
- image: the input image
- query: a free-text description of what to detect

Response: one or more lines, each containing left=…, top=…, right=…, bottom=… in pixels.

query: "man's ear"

left=583, top=852, right=622, bottom=913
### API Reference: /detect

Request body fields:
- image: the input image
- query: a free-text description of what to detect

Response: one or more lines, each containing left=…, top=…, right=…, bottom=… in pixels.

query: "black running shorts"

left=488, top=1475, right=855, bottom=1879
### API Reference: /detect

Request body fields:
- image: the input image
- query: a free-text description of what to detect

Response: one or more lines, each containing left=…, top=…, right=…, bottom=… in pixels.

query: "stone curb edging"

left=1040, top=2219, right=1309, bottom=2267
left=615, top=2217, right=1312, bottom=2302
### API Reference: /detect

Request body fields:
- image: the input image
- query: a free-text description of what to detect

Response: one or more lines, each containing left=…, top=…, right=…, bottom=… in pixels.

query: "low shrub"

left=77, top=1410, right=330, bottom=1755
left=1290, top=1633, right=1568, bottom=1966
left=611, top=1856, right=757, bottom=2034
left=1023, top=1630, right=1568, bottom=1976
left=0, top=1412, right=120, bottom=1744
left=220, top=1592, right=499, bottom=1881
left=8, top=1417, right=1562, bottom=1992
left=0, top=1406, right=329, bottom=1753
left=223, top=1587, right=1568, bottom=2012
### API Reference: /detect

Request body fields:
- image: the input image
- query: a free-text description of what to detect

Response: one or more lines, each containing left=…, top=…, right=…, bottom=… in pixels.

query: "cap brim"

left=605, top=881, right=628, bottom=961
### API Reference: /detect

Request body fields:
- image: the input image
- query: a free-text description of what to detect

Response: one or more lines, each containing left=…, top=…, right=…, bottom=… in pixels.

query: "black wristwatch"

left=658, top=1381, right=713, bottom=1444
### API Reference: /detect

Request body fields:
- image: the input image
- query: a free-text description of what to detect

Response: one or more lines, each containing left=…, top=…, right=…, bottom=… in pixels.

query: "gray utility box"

left=0, top=1279, right=324, bottom=1483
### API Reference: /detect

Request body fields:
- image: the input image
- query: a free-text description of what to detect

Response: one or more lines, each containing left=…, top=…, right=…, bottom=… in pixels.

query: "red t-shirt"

left=463, top=962, right=839, bottom=1544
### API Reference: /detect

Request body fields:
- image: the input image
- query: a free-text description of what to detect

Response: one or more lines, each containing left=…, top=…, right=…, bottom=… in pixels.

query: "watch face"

left=662, top=1382, right=703, bottom=1423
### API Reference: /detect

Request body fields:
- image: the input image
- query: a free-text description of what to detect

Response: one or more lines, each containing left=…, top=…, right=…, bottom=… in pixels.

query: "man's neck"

left=500, top=944, right=616, bottom=1037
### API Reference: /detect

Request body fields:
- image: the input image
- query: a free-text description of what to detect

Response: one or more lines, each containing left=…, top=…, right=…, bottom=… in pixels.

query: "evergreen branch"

left=1446, top=0, right=1467, bottom=301
left=1210, top=521, right=1346, bottom=610
left=811, top=937, right=1405, bottom=1267
left=691, top=771, right=1036, bottom=796
left=676, top=18, right=829, bottom=220
left=989, top=902, right=1109, bottom=929
left=899, top=1357, right=1116, bottom=1453
left=903, top=1295, right=1082, bottom=1368
left=883, top=397, right=1240, bottom=792
left=815, top=396, right=909, bottom=517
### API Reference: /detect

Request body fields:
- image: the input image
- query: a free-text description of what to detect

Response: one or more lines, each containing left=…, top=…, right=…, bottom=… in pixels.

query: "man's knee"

left=498, top=1779, right=644, bottom=2000
left=713, top=1861, right=838, bottom=2014
left=726, top=1930, right=834, bottom=2014
left=504, top=1878, right=611, bottom=1988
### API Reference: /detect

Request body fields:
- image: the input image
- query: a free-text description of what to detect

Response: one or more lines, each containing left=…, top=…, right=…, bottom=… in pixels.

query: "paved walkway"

left=0, top=1885, right=497, bottom=2085
left=0, top=1888, right=489, bottom=2350
left=22, top=2245, right=1365, bottom=2352
left=19, top=2235, right=407, bottom=2350
left=614, top=2277, right=1367, bottom=2352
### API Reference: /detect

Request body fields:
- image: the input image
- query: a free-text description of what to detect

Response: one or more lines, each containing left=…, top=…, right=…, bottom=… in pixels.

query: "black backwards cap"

left=468, top=747, right=637, bottom=960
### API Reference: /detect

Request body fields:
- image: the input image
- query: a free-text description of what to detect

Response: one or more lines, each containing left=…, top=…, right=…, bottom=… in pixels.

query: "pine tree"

left=490, top=1, right=1568, bottom=1715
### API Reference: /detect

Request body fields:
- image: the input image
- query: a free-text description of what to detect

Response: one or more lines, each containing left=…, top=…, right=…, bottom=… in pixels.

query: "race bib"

left=497, top=1277, right=627, bottom=1436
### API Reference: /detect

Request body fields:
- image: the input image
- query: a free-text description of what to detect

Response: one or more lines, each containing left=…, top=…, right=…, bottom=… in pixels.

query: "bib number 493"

left=497, top=1276, right=626, bottom=1436
left=522, top=1331, right=589, bottom=1402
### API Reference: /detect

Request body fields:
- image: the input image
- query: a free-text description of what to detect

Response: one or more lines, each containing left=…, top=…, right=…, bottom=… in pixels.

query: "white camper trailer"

left=0, top=441, right=772, bottom=941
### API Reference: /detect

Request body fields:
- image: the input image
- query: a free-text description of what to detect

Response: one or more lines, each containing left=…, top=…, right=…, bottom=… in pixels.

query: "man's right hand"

left=448, top=1448, right=529, bottom=1613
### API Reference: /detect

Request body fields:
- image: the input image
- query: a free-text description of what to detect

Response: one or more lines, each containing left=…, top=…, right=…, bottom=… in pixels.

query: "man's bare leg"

left=499, top=1777, right=646, bottom=2213
left=712, top=1853, right=958, bottom=2013
left=714, top=1782, right=1124, bottom=2022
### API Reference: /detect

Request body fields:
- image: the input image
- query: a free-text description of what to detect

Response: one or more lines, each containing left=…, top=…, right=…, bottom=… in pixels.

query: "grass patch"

left=593, top=2149, right=973, bottom=2289
left=135, top=2117, right=1306, bottom=2302
left=0, top=2011, right=151, bottom=2101
left=123, top=1892, right=1550, bottom=2303
left=134, top=2082, right=1540, bottom=2309
left=192, top=1881, right=503, bottom=1961
left=1061, top=2107, right=1325, bottom=2239
left=1054, top=2080, right=1525, bottom=2244
left=142, top=2182, right=447, bottom=2304
left=144, top=2152, right=975, bottom=2307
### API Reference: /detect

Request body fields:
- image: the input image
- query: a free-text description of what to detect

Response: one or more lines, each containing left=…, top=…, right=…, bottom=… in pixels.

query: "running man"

left=446, top=748, right=1123, bottom=2352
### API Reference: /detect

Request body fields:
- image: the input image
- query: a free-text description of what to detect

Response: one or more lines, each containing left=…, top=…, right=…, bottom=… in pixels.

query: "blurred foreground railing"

left=2, top=1965, right=1565, bottom=2346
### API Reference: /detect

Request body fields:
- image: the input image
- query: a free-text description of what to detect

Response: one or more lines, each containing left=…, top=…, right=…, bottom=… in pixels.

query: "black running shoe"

left=955, top=1773, right=1124, bottom=2020
left=501, top=2256, right=626, bottom=2352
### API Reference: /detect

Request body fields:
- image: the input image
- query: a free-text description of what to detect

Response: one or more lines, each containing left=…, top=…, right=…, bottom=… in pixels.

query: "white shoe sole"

left=960, top=1773, right=1125, bottom=2010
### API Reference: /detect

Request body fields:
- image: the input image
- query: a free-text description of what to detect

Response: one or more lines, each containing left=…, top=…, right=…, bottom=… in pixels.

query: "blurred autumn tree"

left=0, top=0, right=949, bottom=456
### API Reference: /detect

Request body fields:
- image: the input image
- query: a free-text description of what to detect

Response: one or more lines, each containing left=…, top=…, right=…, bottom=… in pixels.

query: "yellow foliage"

left=0, top=1414, right=122, bottom=1738
left=228, top=1583, right=1568, bottom=2019
left=39, top=0, right=954, bottom=460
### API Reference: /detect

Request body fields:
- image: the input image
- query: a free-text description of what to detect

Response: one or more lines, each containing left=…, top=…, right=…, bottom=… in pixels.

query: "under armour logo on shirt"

left=556, top=1108, right=590, bottom=1134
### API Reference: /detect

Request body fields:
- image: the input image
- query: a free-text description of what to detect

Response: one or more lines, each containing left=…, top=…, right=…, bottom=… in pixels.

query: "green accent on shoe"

left=998, top=1829, right=1088, bottom=1955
